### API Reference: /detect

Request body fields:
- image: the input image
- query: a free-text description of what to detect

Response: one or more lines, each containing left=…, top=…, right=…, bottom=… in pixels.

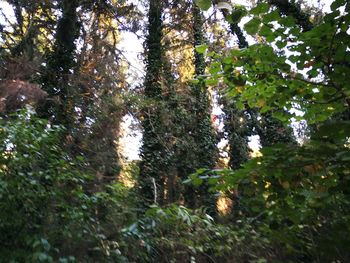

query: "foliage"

left=122, top=204, right=271, bottom=262
left=0, top=109, right=133, bottom=262
left=1, top=0, right=350, bottom=262
left=204, top=123, right=350, bottom=261
left=139, top=0, right=167, bottom=207
left=206, top=0, right=350, bottom=124
left=191, top=0, right=350, bottom=261
left=194, top=0, right=211, bottom=11
left=0, top=109, right=90, bottom=261
left=183, top=3, right=218, bottom=212
left=140, top=0, right=218, bottom=208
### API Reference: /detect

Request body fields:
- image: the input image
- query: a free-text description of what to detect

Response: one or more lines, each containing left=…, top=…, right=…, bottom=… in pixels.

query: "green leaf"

left=195, top=44, right=208, bottom=54
left=183, top=178, right=192, bottom=184
left=263, top=10, right=280, bottom=23
left=205, top=78, right=218, bottom=86
left=259, top=25, right=274, bottom=41
left=195, top=0, right=211, bottom=11
left=223, top=56, right=232, bottom=64
left=316, top=121, right=350, bottom=140
left=276, top=40, right=287, bottom=49
left=290, top=27, right=301, bottom=36
left=191, top=175, right=203, bottom=186
left=330, top=0, right=345, bottom=11
left=251, top=3, right=269, bottom=15
left=281, top=16, right=295, bottom=27
left=245, top=17, right=261, bottom=35
left=189, top=78, right=200, bottom=84
left=272, top=111, right=289, bottom=122
left=209, top=62, right=221, bottom=74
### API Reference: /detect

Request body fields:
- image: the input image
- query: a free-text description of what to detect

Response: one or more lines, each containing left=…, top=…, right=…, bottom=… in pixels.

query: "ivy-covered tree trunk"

left=222, top=100, right=251, bottom=169
left=192, top=5, right=217, bottom=171
left=139, top=0, right=166, bottom=207
left=183, top=4, right=218, bottom=214
left=40, top=0, right=80, bottom=129
left=218, top=5, right=251, bottom=170
left=257, top=112, right=296, bottom=147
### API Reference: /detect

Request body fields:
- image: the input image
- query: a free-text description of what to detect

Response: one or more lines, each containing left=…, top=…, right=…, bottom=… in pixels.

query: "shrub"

left=0, top=109, right=98, bottom=262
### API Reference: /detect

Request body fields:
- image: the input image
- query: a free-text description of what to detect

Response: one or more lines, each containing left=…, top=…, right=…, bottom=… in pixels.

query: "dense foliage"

left=0, top=0, right=349, bottom=262
left=193, top=0, right=350, bottom=261
left=0, top=110, right=95, bottom=261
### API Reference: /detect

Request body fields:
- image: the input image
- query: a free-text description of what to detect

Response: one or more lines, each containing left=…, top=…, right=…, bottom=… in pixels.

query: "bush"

left=0, top=109, right=100, bottom=262
left=122, top=204, right=271, bottom=262
left=207, top=122, right=350, bottom=262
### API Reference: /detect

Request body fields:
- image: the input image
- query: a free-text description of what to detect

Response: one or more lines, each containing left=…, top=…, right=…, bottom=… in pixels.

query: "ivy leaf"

left=195, top=0, right=211, bottom=11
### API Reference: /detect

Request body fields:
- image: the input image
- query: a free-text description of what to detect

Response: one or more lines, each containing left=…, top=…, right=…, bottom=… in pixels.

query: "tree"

left=182, top=3, right=218, bottom=213
left=73, top=0, right=136, bottom=183
left=0, top=1, right=55, bottom=81
left=39, top=0, right=80, bottom=129
left=139, top=0, right=218, bottom=208
left=219, top=0, right=296, bottom=151
left=198, top=0, right=350, bottom=260
left=139, top=0, right=166, bottom=206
